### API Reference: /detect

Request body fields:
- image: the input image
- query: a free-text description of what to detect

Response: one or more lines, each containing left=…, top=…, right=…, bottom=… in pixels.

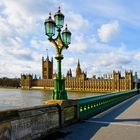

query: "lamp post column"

left=56, top=55, right=63, bottom=80
left=53, top=55, right=67, bottom=99
left=44, top=7, right=71, bottom=100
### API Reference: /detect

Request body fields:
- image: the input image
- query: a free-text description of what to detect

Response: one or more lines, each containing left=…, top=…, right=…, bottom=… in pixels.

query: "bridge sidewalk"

left=45, top=94, right=140, bottom=140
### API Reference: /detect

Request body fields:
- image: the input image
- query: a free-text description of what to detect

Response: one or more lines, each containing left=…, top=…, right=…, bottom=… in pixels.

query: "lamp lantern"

left=54, top=7, right=64, bottom=29
left=44, top=13, right=55, bottom=38
left=62, top=24, right=71, bottom=47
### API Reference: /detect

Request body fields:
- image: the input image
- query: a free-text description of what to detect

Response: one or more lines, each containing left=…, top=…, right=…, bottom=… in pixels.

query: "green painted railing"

left=78, top=89, right=139, bottom=119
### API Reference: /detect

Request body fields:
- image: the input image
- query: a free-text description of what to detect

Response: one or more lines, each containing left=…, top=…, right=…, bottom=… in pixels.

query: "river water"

left=0, top=88, right=100, bottom=110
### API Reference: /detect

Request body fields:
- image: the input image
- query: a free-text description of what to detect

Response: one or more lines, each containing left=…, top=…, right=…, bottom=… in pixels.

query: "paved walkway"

left=46, top=94, right=140, bottom=140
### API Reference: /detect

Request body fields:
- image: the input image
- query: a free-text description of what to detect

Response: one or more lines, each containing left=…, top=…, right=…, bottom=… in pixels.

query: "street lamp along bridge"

left=44, top=7, right=71, bottom=100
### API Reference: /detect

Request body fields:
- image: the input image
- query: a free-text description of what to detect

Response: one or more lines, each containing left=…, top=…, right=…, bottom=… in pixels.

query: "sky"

left=0, top=0, right=140, bottom=78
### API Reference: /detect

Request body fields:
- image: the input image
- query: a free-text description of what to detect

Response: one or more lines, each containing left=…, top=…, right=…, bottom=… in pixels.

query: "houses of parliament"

left=21, top=56, right=137, bottom=92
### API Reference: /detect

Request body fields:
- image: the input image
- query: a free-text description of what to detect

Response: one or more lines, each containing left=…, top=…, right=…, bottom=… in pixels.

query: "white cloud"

left=98, top=20, right=120, bottom=42
left=30, top=39, right=50, bottom=49
left=74, top=42, right=134, bottom=77
left=69, top=34, right=87, bottom=52
left=134, top=52, right=140, bottom=60
left=97, top=52, right=130, bottom=67
left=0, top=17, right=12, bottom=37
left=0, top=0, right=43, bottom=36
left=66, top=12, right=89, bottom=30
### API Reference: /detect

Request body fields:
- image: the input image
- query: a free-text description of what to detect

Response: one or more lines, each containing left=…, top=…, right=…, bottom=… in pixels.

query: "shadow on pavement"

left=42, top=131, right=72, bottom=140
left=43, top=94, right=140, bottom=140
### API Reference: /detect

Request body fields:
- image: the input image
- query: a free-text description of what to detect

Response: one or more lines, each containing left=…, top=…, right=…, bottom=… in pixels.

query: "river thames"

left=0, top=88, right=101, bottom=110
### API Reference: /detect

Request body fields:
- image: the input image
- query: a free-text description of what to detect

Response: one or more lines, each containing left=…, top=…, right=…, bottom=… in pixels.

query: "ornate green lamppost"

left=44, top=7, right=71, bottom=100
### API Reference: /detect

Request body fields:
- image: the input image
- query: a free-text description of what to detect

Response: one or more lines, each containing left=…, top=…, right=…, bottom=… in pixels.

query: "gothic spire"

left=78, top=59, right=80, bottom=67
left=76, top=59, right=82, bottom=77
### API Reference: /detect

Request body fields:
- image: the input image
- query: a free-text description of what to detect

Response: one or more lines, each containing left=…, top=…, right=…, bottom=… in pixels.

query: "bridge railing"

left=78, top=89, right=139, bottom=119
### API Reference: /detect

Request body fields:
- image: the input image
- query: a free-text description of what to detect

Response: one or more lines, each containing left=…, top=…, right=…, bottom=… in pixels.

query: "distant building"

left=21, top=56, right=136, bottom=92
left=0, top=77, right=20, bottom=88
left=42, top=56, right=53, bottom=79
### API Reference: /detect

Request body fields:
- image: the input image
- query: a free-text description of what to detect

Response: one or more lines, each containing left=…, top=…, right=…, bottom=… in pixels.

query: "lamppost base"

left=53, top=89, right=68, bottom=100
left=53, top=77, right=68, bottom=100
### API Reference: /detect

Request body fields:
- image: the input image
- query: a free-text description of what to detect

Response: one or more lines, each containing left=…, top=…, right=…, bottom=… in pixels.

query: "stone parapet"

left=47, top=100, right=79, bottom=127
left=0, top=104, right=60, bottom=140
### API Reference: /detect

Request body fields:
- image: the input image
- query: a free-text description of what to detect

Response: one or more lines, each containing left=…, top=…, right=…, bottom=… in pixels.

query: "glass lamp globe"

left=44, top=13, right=55, bottom=38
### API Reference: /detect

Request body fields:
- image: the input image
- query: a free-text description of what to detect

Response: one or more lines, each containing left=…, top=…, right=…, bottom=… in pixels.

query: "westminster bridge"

left=0, top=89, right=139, bottom=140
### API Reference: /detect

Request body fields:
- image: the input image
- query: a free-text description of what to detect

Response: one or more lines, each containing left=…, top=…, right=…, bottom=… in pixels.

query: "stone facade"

left=42, top=56, right=53, bottom=79
left=21, top=57, right=135, bottom=92
left=0, top=77, right=20, bottom=87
